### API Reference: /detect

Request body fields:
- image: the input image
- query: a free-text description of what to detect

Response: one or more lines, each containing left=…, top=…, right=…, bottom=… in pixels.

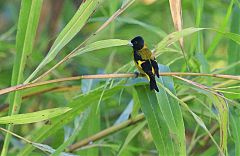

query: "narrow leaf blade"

left=24, top=0, right=101, bottom=83
left=2, top=0, right=43, bottom=155
left=0, top=107, right=71, bottom=124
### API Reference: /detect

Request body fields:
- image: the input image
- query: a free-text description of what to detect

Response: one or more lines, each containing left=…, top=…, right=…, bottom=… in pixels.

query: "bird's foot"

left=134, top=71, right=140, bottom=78
left=134, top=72, right=145, bottom=78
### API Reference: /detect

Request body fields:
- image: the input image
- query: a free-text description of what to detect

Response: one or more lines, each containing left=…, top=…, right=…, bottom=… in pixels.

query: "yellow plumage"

left=131, top=36, right=159, bottom=92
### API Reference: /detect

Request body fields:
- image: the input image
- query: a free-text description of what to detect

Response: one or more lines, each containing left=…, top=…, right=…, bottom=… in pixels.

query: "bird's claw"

left=134, top=71, right=140, bottom=78
left=134, top=72, right=145, bottom=78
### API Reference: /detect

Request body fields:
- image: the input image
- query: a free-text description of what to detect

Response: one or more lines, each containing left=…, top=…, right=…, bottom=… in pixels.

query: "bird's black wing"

left=151, top=59, right=159, bottom=78
left=140, top=60, right=159, bottom=92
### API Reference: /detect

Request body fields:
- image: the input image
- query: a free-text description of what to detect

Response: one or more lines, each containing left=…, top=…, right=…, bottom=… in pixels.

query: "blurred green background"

left=0, top=0, right=240, bottom=155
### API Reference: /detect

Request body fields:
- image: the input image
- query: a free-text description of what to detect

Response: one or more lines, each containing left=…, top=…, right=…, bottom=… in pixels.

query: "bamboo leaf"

left=0, top=107, right=71, bottom=124
left=71, top=39, right=130, bottom=57
left=169, top=0, right=183, bottom=47
left=9, top=0, right=43, bottom=115
left=168, top=0, right=190, bottom=70
left=32, top=142, right=77, bottom=156
left=114, top=17, right=166, bottom=37
left=24, top=0, right=101, bottom=83
left=155, top=27, right=240, bottom=56
left=51, top=109, right=90, bottom=156
left=206, top=0, right=234, bottom=56
left=2, top=0, right=43, bottom=155
left=77, top=104, right=100, bottom=156
left=135, top=85, right=170, bottom=155
left=230, top=108, right=240, bottom=155
left=117, top=121, right=147, bottom=156
left=156, top=65, right=186, bottom=155
left=214, top=29, right=240, bottom=45
left=211, top=94, right=229, bottom=154
left=156, top=27, right=205, bottom=52
left=18, top=86, right=123, bottom=155
left=227, top=3, right=240, bottom=74
left=114, top=100, right=133, bottom=125
left=158, top=80, right=224, bottom=155
left=135, top=65, right=186, bottom=155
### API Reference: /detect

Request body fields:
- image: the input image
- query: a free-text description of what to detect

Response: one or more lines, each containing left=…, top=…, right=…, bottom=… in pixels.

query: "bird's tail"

left=146, top=72, right=159, bottom=92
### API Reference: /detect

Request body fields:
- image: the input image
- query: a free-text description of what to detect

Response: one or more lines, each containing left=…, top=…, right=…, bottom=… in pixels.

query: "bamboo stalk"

left=67, top=113, right=145, bottom=152
left=0, top=72, right=240, bottom=96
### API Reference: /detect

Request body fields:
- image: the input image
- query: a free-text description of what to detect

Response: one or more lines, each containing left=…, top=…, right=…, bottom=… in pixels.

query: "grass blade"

left=157, top=80, right=224, bottom=155
left=206, top=0, right=234, bottom=57
left=0, top=107, right=71, bottom=124
left=117, top=121, right=147, bottom=156
left=71, top=39, right=130, bottom=57
left=155, top=27, right=240, bottom=57
left=168, top=0, right=190, bottom=71
left=51, top=109, right=90, bottom=156
left=77, top=104, right=100, bottom=156
left=212, top=29, right=240, bottom=45
left=227, top=4, right=240, bottom=74
left=135, top=65, right=186, bottom=155
left=169, top=0, right=183, bottom=46
left=230, top=108, right=240, bottom=155
left=155, top=27, right=205, bottom=53
left=156, top=65, right=186, bottom=155
left=135, top=85, right=170, bottom=155
left=211, top=94, right=229, bottom=154
left=18, top=86, right=123, bottom=155
left=24, top=0, right=101, bottom=83
left=1, top=0, right=42, bottom=155
left=32, top=143, right=77, bottom=156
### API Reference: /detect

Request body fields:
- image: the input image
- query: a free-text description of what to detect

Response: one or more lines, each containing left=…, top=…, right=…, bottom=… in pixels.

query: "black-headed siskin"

left=130, top=36, right=159, bottom=92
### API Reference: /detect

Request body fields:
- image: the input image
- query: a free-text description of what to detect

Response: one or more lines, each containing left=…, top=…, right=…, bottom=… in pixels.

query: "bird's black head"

left=131, top=36, right=144, bottom=50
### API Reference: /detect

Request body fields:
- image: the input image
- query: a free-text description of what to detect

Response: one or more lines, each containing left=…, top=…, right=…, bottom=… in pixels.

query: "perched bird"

left=130, top=36, right=159, bottom=92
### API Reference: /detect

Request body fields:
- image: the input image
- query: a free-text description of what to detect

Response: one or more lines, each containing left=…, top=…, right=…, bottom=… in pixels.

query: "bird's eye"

left=134, top=41, right=137, bottom=44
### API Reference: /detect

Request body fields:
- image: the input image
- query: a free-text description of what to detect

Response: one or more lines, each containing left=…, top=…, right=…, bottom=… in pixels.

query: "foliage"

left=0, top=0, right=239, bottom=155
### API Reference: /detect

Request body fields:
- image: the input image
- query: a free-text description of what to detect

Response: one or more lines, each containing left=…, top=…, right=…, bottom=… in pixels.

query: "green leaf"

left=228, top=5, right=240, bottom=74
left=117, top=121, right=147, bottom=156
left=213, top=29, right=240, bottom=45
left=24, top=0, right=101, bottom=83
left=77, top=104, right=100, bottom=156
left=0, top=107, right=71, bottom=124
left=18, top=86, right=123, bottom=155
left=211, top=95, right=229, bottom=154
left=116, top=17, right=166, bottom=37
left=155, top=27, right=240, bottom=57
left=9, top=0, right=43, bottom=115
left=135, top=65, right=186, bottom=155
left=135, top=85, right=174, bottom=155
left=71, top=39, right=130, bottom=57
left=156, top=65, right=186, bottom=155
left=32, top=142, right=76, bottom=156
left=115, top=100, right=133, bottom=125
left=206, top=0, right=234, bottom=57
left=170, top=77, right=224, bottom=154
left=230, top=108, right=240, bottom=155
left=156, top=27, right=205, bottom=52
left=159, top=82, right=223, bottom=155
left=2, top=0, right=43, bottom=155
left=52, top=109, right=90, bottom=156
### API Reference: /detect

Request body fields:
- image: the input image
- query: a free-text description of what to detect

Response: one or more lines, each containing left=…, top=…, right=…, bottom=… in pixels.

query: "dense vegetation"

left=0, top=0, right=240, bottom=155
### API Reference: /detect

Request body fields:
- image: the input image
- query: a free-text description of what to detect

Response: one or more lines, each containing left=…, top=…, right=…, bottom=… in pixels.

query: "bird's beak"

left=128, top=41, right=133, bottom=47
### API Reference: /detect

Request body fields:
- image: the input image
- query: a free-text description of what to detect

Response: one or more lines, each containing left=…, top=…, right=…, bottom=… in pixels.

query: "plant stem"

left=0, top=86, right=80, bottom=113
left=67, top=113, right=145, bottom=152
left=0, top=127, right=32, bottom=144
left=0, top=72, right=240, bottom=96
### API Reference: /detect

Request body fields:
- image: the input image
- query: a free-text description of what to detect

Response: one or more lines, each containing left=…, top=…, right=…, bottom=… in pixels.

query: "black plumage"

left=131, top=36, right=159, bottom=92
